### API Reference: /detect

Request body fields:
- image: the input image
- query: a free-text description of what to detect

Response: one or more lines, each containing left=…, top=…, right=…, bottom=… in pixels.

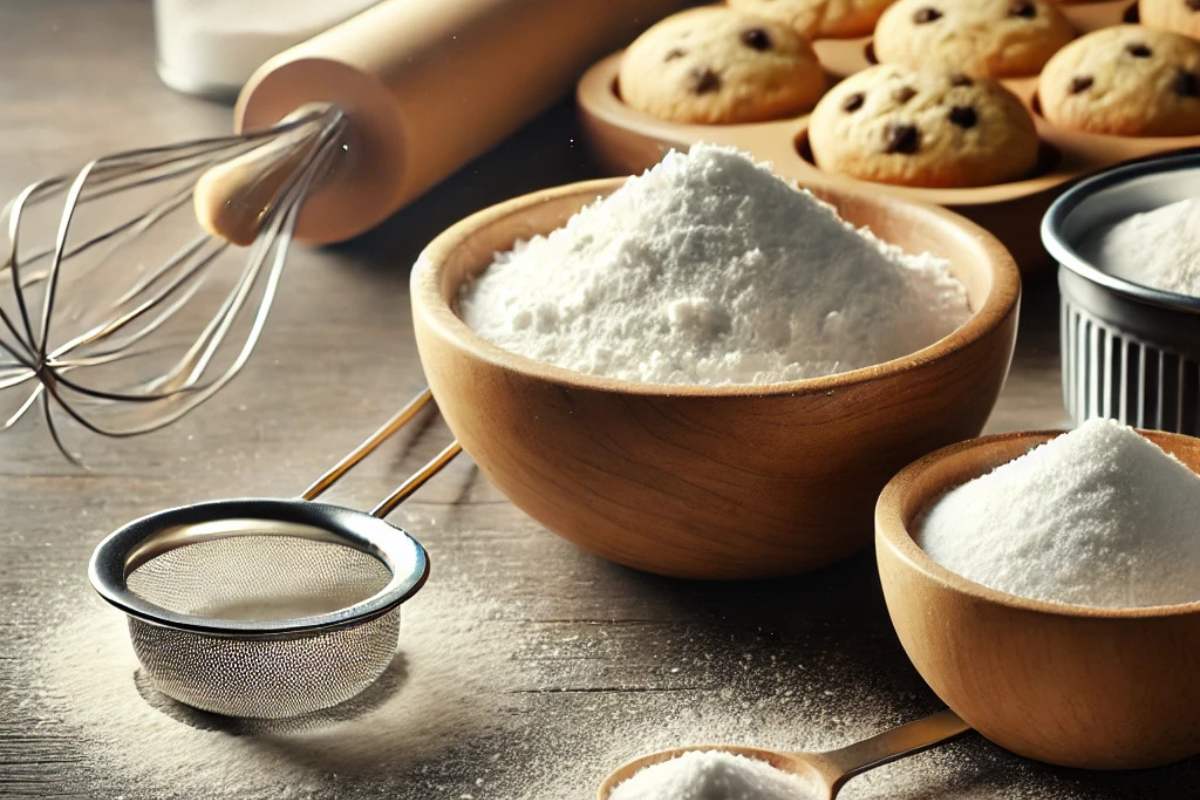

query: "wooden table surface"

left=2, top=3, right=1196, bottom=799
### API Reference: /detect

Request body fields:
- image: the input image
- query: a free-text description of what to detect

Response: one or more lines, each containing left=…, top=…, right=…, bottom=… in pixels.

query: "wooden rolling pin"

left=233, top=0, right=689, bottom=244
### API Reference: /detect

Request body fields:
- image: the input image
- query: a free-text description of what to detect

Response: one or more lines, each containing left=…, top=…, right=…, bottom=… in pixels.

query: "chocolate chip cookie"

left=728, top=0, right=899, bottom=38
left=808, top=65, right=1040, bottom=186
left=1140, top=0, right=1200, bottom=43
left=874, top=0, right=1075, bottom=78
left=1039, top=26, right=1200, bottom=135
left=618, top=7, right=827, bottom=124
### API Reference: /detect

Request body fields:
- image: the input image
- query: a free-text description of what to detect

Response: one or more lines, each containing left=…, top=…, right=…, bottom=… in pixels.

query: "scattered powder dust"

left=919, top=418, right=1200, bottom=608
left=19, top=522, right=1177, bottom=798
left=1089, top=197, right=1200, bottom=298
left=30, top=573, right=518, bottom=798
left=459, top=145, right=971, bottom=386
left=20, top=578, right=1120, bottom=800
left=609, top=750, right=813, bottom=800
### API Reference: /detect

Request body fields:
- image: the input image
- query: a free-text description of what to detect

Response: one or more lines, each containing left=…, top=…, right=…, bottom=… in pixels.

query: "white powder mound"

left=459, top=145, right=971, bottom=386
left=609, top=750, right=814, bottom=800
left=918, top=418, right=1200, bottom=608
left=1090, top=197, right=1200, bottom=298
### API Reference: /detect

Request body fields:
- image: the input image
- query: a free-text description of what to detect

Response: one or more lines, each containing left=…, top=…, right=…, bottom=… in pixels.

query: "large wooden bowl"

left=411, top=177, right=1020, bottom=579
left=876, top=430, right=1200, bottom=769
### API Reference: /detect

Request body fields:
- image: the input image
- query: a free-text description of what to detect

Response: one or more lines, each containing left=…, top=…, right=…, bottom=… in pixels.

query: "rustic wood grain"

left=0, top=2, right=1196, bottom=799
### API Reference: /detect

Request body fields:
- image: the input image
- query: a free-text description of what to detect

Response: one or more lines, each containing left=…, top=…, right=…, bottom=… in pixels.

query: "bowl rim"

left=876, top=428, right=1200, bottom=620
left=1041, top=150, right=1200, bottom=315
left=412, top=175, right=1021, bottom=399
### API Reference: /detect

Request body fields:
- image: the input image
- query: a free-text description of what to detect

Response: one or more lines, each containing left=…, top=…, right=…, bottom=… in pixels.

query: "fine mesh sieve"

left=89, top=389, right=460, bottom=718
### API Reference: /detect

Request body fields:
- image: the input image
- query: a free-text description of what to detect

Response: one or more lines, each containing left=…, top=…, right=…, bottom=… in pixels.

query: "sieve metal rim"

left=88, top=497, right=429, bottom=638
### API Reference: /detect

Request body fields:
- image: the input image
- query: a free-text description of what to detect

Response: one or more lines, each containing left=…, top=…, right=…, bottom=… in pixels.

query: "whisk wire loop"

left=0, top=104, right=348, bottom=458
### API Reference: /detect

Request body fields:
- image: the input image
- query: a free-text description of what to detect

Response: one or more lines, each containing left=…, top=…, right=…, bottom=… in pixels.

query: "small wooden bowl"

left=412, top=177, right=1020, bottom=579
left=876, top=429, right=1200, bottom=769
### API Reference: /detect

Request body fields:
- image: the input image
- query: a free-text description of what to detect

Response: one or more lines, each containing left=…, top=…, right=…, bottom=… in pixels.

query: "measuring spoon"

left=597, top=708, right=969, bottom=799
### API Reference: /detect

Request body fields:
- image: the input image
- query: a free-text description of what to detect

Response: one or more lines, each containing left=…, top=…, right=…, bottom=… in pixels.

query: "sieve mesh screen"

left=129, top=611, right=400, bottom=718
left=126, top=534, right=391, bottom=622
left=114, top=523, right=412, bottom=718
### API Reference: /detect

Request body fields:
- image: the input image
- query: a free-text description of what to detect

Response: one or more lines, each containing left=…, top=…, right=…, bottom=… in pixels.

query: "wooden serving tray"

left=577, top=0, right=1200, bottom=272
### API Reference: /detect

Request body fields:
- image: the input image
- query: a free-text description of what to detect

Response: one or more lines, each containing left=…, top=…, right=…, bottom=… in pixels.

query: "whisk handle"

left=194, top=106, right=330, bottom=246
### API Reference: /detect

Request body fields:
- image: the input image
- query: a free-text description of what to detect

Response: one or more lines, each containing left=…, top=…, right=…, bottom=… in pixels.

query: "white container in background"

left=153, top=0, right=379, bottom=100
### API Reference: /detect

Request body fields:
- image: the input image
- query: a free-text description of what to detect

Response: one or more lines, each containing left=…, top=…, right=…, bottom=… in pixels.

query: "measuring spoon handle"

left=814, top=709, right=970, bottom=794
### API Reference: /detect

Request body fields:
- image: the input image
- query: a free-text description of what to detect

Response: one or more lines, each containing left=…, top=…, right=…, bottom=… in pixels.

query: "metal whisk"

left=0, top=104, right=346, bottom=460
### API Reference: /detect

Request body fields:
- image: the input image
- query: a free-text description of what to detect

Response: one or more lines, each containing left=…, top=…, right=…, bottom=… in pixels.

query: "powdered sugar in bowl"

left=876, top=427, right=1200, bottom=770
left=411, top=158, right=1020, bottom=579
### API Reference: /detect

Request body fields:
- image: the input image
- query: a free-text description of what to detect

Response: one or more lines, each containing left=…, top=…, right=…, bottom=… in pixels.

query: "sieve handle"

left=301, top=388, right=461, bottom=513
left=369, top=441, right=462, bottom=518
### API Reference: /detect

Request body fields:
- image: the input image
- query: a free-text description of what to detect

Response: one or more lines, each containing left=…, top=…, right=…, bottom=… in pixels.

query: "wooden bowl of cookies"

left=578, top=1, right=1200, bottom=273
left=875, top=429, right=1200, bottom=769
left=411, top=176, right=1020, bottom=579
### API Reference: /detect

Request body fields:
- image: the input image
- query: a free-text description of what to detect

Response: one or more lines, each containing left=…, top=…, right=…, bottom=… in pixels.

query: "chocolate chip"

left=1188, top=0, right=1200, bottom=10
left=913, top=7, right=942, bottom=23
left=664, top=47, right=686, bottom=61
left=740, top=28, right=772, bottom=51
left=1126, top=42, right=1152, bottom=57
left=690, top=67, right=721, bottom=94
left=842, top=92, right=865, bottom=112
left=1069, top=75, right=1094, bottom=94
left=883, top=122, right=921, bottom=154
left=948, top=105, right=978, bottom=128
left=949, top=73, right=974, bottom=87
left=1009, top=1, right=1036, bottom=18
left=893, top=86, right=917, bottom=103
left=1174, top=69, right=1199, bottom=97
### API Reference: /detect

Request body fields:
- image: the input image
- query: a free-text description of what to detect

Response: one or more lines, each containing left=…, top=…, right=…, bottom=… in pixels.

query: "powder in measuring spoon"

left=459, top=144, right=970, bottom=386
left=918, top=418, right=1200, bottom=608
left=609, top=750, right=813, bottom=800
left=1087, top=197, right=1200, bottom=298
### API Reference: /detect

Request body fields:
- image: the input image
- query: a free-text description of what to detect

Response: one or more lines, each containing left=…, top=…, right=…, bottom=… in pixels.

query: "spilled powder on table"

left=32, top=566, right=518, bottom=798
left=25, top=561, right=1115, bottom=799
